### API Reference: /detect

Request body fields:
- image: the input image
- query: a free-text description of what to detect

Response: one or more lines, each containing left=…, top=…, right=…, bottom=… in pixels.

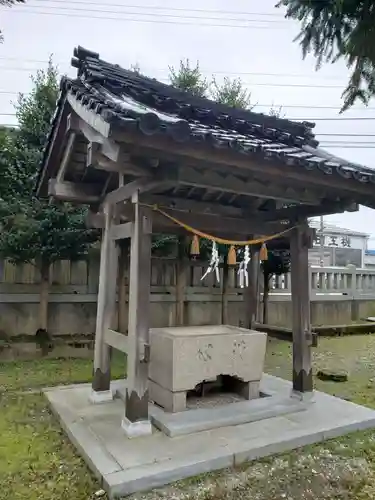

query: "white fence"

left=269, top=265, right=375, bottom=301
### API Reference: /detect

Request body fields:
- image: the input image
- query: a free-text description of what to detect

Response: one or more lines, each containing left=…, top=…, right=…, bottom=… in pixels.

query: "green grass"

left=265, top=335, right=375, bottom=408
left=0, top=353, right=126, bottom=500
left=2, top=336, right=375, bottom=499
left=0, top=351, right=126, bottom=393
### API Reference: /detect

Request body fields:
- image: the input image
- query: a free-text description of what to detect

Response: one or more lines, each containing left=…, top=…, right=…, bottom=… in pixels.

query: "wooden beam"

left=104, top=329, right=149, bottom=360
left=124, top=194, right=153, bottom=431
left=87, top=204, right=294, bottom=236
left=48, top=179, right=101, bottom=203
left=118, top=241, right=129, bottom=334
left=290, top=222, right=313, bottom=394
left=264, top=200, right=358, bottom=223
left=71, top=109, right=121, bottom=163
left=175, top=236, right=187, bottom=326
left=37, top=104, right=67, bottom=196
left=92, top=203, right=120, bottom=394
left=55, top=131, right=76, bottom=183
left=172, top=167, right=320, bottom=205
left=142, top=193, right=244, bottom=217
left=87, top=142, right=153, bottom=177
left=116, top=129, right=375, bottom=201
left=109, top=222, right=132, bottom=241
left=243, top=245, right=260, bottom=329
left=221, top=257, right=229, bottom=325
left=104, top=328, right=129, bottom=353
left=104, top=178, right=169, bottom=205
left=146, top=207, right=294, bottom=236
left=86, top=211, right=104, bottom=229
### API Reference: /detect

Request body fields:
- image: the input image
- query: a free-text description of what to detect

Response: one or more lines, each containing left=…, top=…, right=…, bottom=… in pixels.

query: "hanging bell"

left=227, top=245, right=237, bottom=265
left=259, top=242, right=268, bottom=261
left=190, top=235, right=200, bottom=258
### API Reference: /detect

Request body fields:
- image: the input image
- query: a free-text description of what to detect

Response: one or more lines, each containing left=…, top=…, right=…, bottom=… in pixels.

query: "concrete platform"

left=44, top=375, right=375, bottom=499
left=116, top=385, right=309, bottom=437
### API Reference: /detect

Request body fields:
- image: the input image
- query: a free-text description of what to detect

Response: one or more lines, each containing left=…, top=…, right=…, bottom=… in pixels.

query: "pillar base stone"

left=121, top=417, right=153, bottom=438
left=290, top=389, right=315, bottom=403
left=89, top=389, right=114, bottom=404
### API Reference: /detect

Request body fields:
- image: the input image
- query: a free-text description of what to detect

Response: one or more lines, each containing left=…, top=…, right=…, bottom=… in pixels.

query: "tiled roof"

left=309, top=220, right=369, bottom=238
left=41, top=46, right=375, bottom=187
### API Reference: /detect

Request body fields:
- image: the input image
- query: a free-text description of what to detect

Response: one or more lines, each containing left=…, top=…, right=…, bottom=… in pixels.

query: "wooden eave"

left=37, top=100, right=368, bottom=239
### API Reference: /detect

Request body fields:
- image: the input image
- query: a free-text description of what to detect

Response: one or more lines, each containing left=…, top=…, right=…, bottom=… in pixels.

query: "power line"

left=14, top=3, right=286, bottom=24
left=0, top=65, right=70, bottom=72
left=0, top=64, right=344, bottom=83
left=296, top=117, right=375, bottom=121
left=0, top=76, right=345, bottom=90
left=4, top=8, right=289, bottom=29
left=320, top=145, right=375, bottom=149
left=0, top=65, right=349, bottom=89
left=29, top=0, right=285, bottom=18
left=317, top=133, right=375, bottom=137
left=320, top=141, right=375, bottom=145
left=0, top=57, right=346, bottom=83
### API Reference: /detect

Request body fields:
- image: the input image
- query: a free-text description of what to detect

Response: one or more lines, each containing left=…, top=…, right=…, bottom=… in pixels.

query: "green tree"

left=0, top=0, right=25, bottom=42
left=0, top=59, right=97, bottom=332
left=169, top=59, right=209, bottom=97
left=278, top=0, right=375, bottom=111
left=211, top=76, right=253, bottom=109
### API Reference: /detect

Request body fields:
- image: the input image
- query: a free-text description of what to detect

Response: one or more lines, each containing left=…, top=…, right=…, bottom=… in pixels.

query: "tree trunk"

left=262, top=272, right=270, bottom=325
left=39, top=259, right=50, bottom=331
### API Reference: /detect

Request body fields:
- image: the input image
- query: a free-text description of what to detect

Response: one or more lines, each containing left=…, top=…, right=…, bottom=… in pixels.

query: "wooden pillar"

left=175, top=236, right=187, bottom=326
left=290, top=221, right=313, bottom=395
left=244, top=246, right=260, bottom=329
left=91, top=203, right=119, bottom=400
left=221, top=257, right=229, bottom=325
left=118, top=241, right=129, bottom=333
left=122, top=192, right=153, bottom=437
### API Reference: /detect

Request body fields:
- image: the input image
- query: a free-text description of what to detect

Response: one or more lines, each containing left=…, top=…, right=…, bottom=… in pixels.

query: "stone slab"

left=44, top=374, right=375, bottom=499
left=149, top=394, right=308, bottom=437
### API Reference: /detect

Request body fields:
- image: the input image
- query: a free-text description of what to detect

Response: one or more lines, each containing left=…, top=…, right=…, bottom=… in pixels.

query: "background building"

left=308, top=220, right=368, bottom=268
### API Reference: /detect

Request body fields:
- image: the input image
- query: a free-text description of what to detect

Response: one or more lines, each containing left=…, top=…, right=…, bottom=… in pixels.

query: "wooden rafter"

left=116, top=129, right=375, bottom=201
left=141, top=194, right=244, bottom=217
left=169, top=166, right=322, bottom=205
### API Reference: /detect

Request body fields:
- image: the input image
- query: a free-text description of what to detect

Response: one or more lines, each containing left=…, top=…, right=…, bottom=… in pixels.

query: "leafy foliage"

left=169, top=59, right=209, bottom=97
left=278, top=0, right=375, bottom=111
left=0, top=58, right=97, bottom=266
left=0, top=201, right=97, bottom=265
left=211, top=76, right=253, bottom=109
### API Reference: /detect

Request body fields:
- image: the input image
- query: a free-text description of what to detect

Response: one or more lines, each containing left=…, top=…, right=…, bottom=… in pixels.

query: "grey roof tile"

left=39, top=46, right=375, bottom=190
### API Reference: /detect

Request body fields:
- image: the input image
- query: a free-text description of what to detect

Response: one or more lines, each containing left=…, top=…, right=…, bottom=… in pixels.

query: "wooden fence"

left=1, top=257, right=375, bottom=298
left=1, top=256, right=375, bottom=339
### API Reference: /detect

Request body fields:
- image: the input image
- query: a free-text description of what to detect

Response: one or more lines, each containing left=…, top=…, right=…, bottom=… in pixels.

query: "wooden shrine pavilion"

left=36, top=46, right=375, bottom=433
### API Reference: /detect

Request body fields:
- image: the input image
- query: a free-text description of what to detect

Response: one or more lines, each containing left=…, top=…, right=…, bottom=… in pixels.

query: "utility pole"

left=319, top=215, right=324, bottom=267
